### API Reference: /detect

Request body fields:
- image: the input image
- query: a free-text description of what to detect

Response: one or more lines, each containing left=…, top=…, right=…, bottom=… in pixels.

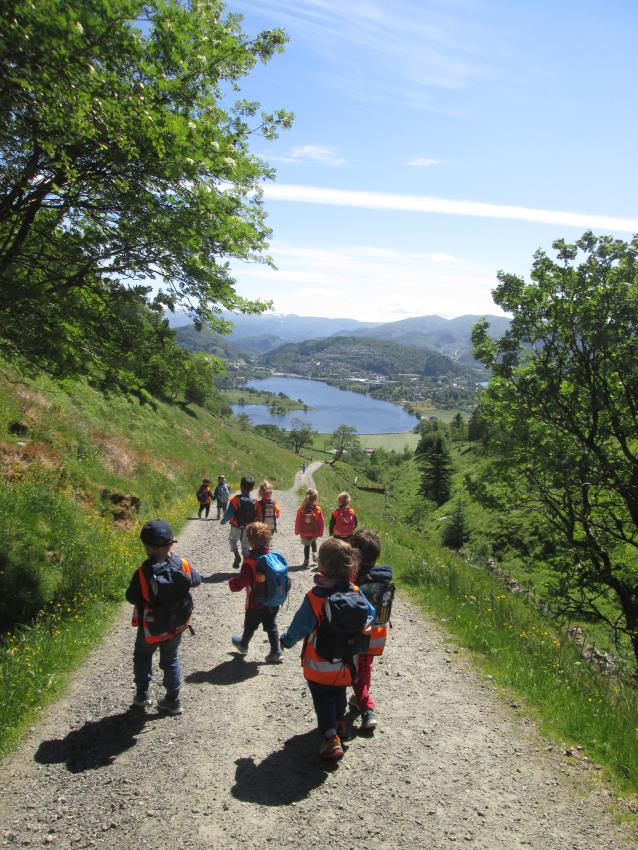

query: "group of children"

left=127, top=477, right=393, bottom=761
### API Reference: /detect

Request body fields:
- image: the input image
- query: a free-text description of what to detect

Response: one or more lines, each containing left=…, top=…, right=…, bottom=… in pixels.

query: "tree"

left=450, top=412, right=466, bottom=441
left=236, top=412, right=251, bottom=430
left=472, top=232, right=638, bottom=668
left=287, top=417, right=315, bottom=455
left=328, top=424, right=360, bottom=464
left=443, top=499, right=470, bottom=550
left=417, top=433, right=452, bottom=506
left=0, top=0, right=292, bottom=376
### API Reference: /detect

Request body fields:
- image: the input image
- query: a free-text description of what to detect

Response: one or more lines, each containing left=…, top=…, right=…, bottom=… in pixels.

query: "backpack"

left=333, top=506, right=356, bottom=538
left=139, top=555, right=194, bottom=641
left=254, top=551, right=290, bottom=607
left=235, top=495, right=257, bottom=527
left=217, top=482, right=231, bottom=502
left=300, top=506, right=320, bottom=537
left=260, top=500, right=278, bottom=532
left=196, top=486, right=209, bottom=503
left=359, top=564, right=395, bottom=626
left=315, top=590, right=371, bottom=674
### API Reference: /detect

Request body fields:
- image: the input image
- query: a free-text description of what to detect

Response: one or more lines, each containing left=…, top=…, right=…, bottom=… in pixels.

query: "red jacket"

left=228, top=547, right=269, bottom=609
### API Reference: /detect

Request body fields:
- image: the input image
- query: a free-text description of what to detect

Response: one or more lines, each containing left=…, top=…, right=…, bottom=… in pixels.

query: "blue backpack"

left=255, top=552, right=291, bottom=607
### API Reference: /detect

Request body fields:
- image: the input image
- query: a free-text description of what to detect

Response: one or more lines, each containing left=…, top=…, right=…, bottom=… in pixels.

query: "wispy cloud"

left=267, top=145, right=346, bottom=166
left=262, top=183, right=638, bottom=232
left=408, top=157, right=443, bottom=167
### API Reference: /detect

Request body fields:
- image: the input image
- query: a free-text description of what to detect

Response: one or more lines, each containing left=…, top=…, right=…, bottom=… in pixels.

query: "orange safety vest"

left=131, top=558, right=193, bottom=644
left=367, top=623, right=387, bottom=656
left=301, top=587, right=367, bottom=687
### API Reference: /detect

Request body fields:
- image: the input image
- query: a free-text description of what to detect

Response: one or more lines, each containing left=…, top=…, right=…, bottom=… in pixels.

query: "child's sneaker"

left=265, top=651, right=283, bottom=664
left=337, top=718, right=352, bottom=742
left=302, top=559, right=309, bottom=568
left=157, top=695, right=183, bottom=715
left=132, top=689, right=152, bottom=708
left=231, top=635, right=248, bottom=655
left=312, top=552, right=318, bottom=564
left=348, top=694, right=361, bottom=714
left=361, top=708, right=377, bottom=731
left=319, top=735, right=344, bottom=760
left=232, top=552, right=241, bottom=569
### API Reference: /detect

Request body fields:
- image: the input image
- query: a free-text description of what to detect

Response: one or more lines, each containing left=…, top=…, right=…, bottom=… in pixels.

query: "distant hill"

left=261, top=336, right=468, bottom=380
left=174, top=325, right=240, bottom=359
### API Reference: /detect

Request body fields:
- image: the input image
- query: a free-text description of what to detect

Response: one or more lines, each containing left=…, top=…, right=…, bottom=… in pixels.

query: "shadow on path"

left=288, top=563, right=314, bottom=574
left=201, top=571, right=235, bottom=584
left=231, top=730, right=334, bottom=805
left=34, top=709, right=163, bottom=773
left=186, top=657, right=260, bottom=686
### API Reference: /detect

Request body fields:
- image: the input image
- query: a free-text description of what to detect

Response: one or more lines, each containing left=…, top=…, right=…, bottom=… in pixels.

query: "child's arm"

left=274, top=502, right=280, bottom=518
left=316, top=508, right=325, bottom=537
left=294, top=508, right=302, bottom=536
left=125, top=569, right=143, bottom=606
left=280, top=595, right=317, bottom=648
left=328, top=511, right=336, bottom=536
left=229, top=558, right=254, bottom=592
left=220, top=497, right=236, bottom=526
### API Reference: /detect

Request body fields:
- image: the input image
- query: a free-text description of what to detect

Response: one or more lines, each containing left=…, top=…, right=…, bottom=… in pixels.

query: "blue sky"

left=225, top=0, right=638, bottom=321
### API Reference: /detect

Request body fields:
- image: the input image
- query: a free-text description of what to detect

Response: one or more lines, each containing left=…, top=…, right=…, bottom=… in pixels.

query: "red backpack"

left=333, top=506, right=356, bottom=538
left=300, top=506, right=321, bottom=537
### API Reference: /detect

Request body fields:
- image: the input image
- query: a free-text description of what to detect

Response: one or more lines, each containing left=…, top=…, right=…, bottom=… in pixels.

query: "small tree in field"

left=287, top=418, right=315, bottom=455
left=417, top=433, right=452, bottom=506
left=443, top=499, right=470, bottom=550
left=328, top=424, right=360, bottom=464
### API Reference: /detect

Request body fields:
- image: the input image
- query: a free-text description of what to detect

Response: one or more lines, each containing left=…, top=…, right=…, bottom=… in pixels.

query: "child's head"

left=245, top=521, right=272, bottom=550
left=140, top=519, right=175, bottom=559
left=350, top=529, right=381, bottom=567
left=259, top=480, right=273, bottom=500
left=317, top=538, right=360, bottom=581
left=303, top=488, right=318, bottom=508
left=337, top=491, right=351, bottom=508
left=218, top=474, right=225, bottom=483
left=203, top=478, right=211, bottom=486
left=240, top=475, right=255, bottom=495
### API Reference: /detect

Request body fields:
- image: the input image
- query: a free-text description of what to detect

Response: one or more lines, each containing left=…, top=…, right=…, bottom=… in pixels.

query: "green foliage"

left=286, top=417, right=315, bottom=454
left=416, top=430, right=452, bottom=506
left=442, top=498, right=470, bottom=550
left=0, top=0, right=293, bottom=377
left=473, top=232, right=638, bottom=668
left=328, top=423, right=360, bottom=463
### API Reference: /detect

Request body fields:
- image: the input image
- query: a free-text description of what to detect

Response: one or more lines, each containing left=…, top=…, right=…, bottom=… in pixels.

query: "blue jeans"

left=307, top=680, right=347, bottom=738
left=133, top=629, right=182, bottom=696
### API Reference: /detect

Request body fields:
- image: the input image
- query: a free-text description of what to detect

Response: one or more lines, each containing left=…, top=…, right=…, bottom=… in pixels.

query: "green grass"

left=222, top=388, right=307, bottom=411
left=0, top=367, right=303, bottom=757
left=358, top=432, right=419, bottom=451
left=315, top=461, right=638, bottom=794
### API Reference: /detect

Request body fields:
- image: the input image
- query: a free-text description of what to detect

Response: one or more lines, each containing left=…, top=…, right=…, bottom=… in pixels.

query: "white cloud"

left=262, top=183, right=638, bottom=232
left=408, top=157, right=443, bottom=167
left=267, top=145, right=346, bottom=167
left=431, top=252, right=459, bottom=263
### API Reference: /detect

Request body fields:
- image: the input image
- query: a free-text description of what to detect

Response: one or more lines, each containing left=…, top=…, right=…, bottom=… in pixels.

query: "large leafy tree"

left=328, top=424, right=360, bottom=464
left=472, top=232, right=638, bottom=667
left=0, top=0, right=292, bottom=375
left=287, top=417, right=315, bottom=455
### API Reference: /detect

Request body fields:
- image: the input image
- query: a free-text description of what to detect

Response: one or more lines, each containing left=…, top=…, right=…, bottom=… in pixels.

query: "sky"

left=223, top=0, right=638, bottom=322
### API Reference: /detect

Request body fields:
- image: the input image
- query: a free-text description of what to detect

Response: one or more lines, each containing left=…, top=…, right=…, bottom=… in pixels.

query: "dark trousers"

left=198, top=502, right=210, bottom=518
left=241, top=606, right=280, bottom=653
left=303, top=540, right=318, bottom=560
left=307, top=680, right=347, bottom=738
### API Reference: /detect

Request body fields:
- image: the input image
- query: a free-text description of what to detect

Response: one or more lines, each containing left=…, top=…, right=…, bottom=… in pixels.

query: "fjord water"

left=231, top=376, right=419, bottom=434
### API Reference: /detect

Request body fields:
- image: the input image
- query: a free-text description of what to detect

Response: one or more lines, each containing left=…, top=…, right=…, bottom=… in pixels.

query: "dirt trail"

left=1, top=466, right=636, bottom=849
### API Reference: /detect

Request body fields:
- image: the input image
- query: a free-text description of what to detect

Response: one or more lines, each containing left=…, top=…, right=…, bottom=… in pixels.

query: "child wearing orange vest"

left=126, top=520, right=201, bottom=715
left=197, top=478, right=213, bottom=519
left=255, top=480, right=280, bottom=532
left=349, top=529, right=391, bottom=732
left=280, top=538, right=375, bottom=760
left=329, top=491, right=358, bottom=541
left=294, top=487, right=324, bottom=567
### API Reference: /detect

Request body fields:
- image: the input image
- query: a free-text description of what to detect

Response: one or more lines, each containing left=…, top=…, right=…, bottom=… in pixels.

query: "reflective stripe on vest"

left=367, top=624, right=387, bottom=656
left=301, top=589, right=361, bottom=686
left=131, top=558, right=192, bottom=644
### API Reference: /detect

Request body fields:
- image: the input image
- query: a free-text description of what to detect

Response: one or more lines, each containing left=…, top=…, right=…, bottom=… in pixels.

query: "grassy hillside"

left=0, top=366, right=301, bottom=755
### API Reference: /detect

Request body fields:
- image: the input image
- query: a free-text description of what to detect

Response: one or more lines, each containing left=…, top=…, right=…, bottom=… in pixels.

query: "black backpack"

left=143, top=555, right=193, bottom=638
left=359, top=564, right=395, bottom=626
left=315, top=590, right=371, bottom=677
left=235, top=495, right=257, bottom=527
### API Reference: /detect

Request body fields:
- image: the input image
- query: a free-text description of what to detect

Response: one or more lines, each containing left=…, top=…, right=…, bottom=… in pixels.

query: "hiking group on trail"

left=126, top=474, right=395, bottom=761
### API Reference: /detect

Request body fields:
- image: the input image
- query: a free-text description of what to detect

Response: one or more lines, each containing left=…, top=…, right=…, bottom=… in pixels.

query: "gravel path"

left=1, top=462, right=636, bottom=849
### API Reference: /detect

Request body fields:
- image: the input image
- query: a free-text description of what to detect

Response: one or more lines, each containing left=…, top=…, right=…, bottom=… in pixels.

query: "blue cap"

left=140, top=519, right=175, bottom=546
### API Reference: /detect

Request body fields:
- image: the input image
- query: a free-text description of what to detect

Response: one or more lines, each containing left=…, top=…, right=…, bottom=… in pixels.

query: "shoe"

left=231, top=635, right=248, bottom=656
left=348, top=694, right=361, bottom=714
left=312, top=552, right=318, bottom=564
left=337, top=718, right=352, bottom=742
left=320, top=735, right=344, bottom=760
left=232, top=553, right=241, bottom=569
left=157, top=695, right=182, bottom=715
left=132, top=689, right=152, bottom=708
left=302, top=559, right=309, bottom=568
left=361, top=708, right=377, bottom=731
left=265, top=651, right=283, bottom=663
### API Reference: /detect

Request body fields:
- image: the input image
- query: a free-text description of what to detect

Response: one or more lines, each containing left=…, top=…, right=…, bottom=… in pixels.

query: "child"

left=228, top=522, right=283, bottom=663
left=196, top=478, right=212, bottom=519
left=220, top=475, right=257, bottom=568
left=349, top=529, right=393, bottom=731
left=213, top=474, right=231, bottom=520
left=329, top=491, right=358, bottom=541
left=255, top=480, right=280, bottom=532
left=126, top=519, right=201, bottom=715
left=280, top=538, right=375, bottom=760
left=294, top=487, right=324, bottom=567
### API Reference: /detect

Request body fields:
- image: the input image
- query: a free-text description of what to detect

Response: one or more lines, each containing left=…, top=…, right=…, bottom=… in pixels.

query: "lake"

left=231, top=376, right=419, bottom=434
